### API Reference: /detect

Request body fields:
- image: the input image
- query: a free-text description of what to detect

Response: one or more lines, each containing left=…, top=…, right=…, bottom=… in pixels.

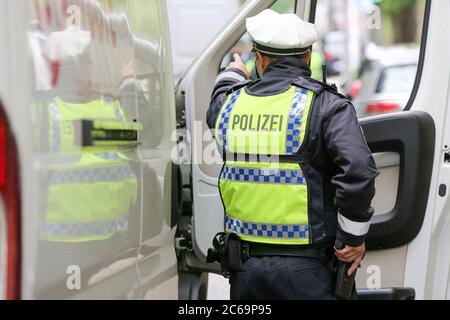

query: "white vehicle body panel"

left=0, top=0, right=178, bottom=299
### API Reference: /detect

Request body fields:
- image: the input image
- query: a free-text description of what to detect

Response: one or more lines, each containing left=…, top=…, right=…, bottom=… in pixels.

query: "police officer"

left=206, top=9, right=379, bottom=300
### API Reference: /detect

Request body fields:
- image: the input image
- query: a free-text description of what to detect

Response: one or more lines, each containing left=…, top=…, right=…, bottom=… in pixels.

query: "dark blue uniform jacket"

left=207, top=56, right=380, bottom=247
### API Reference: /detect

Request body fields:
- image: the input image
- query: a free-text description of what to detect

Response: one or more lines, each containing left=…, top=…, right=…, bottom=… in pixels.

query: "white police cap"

left=246, top=9, right=319, bottom=56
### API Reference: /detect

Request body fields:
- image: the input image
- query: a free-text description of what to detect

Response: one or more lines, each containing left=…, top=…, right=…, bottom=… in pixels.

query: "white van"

left=0, top=0, right=448, bottom=300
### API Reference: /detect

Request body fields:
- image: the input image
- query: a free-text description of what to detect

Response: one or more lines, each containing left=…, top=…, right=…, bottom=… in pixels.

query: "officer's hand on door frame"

left=227, top=53, right=250, bottom=79
left=335, top=242, right=366, bottom=276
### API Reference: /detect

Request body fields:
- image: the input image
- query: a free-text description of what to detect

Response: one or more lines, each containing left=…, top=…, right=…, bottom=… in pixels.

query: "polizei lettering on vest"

left=232, top=114, right=284, bottom=132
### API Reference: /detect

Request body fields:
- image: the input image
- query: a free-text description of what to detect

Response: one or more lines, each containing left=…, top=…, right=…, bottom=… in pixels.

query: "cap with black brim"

left=252, top=41, right=311, bottom=56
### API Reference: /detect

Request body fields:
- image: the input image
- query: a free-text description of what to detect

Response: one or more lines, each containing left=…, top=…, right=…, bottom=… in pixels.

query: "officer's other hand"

left=227, top=53, right=250, bottom=79
left=335, top=242, right=365, bottom=276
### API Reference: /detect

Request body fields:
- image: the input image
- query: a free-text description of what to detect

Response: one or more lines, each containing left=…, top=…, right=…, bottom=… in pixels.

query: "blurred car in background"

left=323, top=30, right=346, bottom=77
left=351, top=46, right=420, bottom=118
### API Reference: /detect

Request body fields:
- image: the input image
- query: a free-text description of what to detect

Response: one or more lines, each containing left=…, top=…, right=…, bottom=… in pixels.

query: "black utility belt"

left=206, top=233, right=356, bottom=299
left=242, top=241, right=323, bottom=260
left=206, top=233, right=332, bottom=277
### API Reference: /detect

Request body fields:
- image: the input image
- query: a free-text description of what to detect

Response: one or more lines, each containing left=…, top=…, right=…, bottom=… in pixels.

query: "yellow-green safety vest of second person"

left=41, top=97, right=138, bottom=243
left=215, top=86, right=314, bottom=245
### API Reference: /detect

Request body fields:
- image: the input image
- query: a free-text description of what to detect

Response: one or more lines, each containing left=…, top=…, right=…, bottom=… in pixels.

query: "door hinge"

left=175, top=91, right=186, bottom=129
left=175, top=236, right=192, bottom=251
left=175, top=216, right=193, bottom=252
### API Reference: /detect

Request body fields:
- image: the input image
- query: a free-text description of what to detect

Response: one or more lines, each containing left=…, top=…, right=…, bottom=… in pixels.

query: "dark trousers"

left=230, top=256, right=336, bottom=300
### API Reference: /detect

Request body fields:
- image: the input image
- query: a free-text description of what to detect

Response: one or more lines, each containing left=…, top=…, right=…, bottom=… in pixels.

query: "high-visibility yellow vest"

left=215, top=86, right=314, bottom=245
left=41, top=97, right=138, bottom=243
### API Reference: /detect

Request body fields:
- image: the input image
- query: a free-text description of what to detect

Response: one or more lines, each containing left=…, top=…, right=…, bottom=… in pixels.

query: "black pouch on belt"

left=221, top=233, right=244, bottom=275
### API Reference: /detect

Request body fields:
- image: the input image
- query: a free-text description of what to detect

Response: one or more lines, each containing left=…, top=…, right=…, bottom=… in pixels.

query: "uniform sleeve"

left=206, top=68, right=248, bottom=130
left=323, top=101, right=380, bottom=247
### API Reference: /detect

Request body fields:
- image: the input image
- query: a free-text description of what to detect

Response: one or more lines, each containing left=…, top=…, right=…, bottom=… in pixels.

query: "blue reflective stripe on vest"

left=49, top=101, right=61, bottom=152
left=40, top=213, right=128, bottom=238
left=217, top=90, right=242, bottom=152
left=221, top=165, right=305, bottom=184
left=49, top=165, right=136, bottom=186
left=225, top=216, right=310, bottom=239
left=286, top=88, right=308, bottom=154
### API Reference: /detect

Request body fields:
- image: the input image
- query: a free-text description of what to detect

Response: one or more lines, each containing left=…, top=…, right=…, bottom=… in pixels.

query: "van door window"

left=312, top=0, right=427, bottom=119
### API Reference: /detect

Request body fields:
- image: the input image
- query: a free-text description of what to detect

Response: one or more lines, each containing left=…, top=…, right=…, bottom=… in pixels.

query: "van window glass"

left=376, top=64, right=418, bottom=94
left=313, top=0, right=427, bottom=119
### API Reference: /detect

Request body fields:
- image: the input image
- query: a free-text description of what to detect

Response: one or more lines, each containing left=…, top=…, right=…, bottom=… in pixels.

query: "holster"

left=206, top=233, right=244, bottom=277
left=330, top=255, right=358, bottom=300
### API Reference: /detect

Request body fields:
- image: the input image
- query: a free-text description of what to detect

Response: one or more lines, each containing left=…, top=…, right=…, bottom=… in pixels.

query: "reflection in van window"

left=27, top=0, right=174, bottom=298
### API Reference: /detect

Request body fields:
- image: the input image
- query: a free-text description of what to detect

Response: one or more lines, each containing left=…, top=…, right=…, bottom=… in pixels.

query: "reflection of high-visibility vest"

left=41, top=97, right=138, bottom=243
left=215, top=86, right=314, bottom=246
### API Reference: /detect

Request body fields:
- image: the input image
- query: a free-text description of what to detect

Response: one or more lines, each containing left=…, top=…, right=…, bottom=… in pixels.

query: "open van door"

left=354, top=0, right=449, bottom=300
left=177, top=0, right=449, bottom=300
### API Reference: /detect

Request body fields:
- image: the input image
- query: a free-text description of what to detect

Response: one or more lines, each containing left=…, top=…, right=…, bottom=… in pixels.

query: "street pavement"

left=207, top=273, right=230, bottom=300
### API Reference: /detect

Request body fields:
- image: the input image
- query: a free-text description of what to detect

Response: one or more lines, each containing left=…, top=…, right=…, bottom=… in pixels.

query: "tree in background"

left=379, top=0, right=419, bottom=44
